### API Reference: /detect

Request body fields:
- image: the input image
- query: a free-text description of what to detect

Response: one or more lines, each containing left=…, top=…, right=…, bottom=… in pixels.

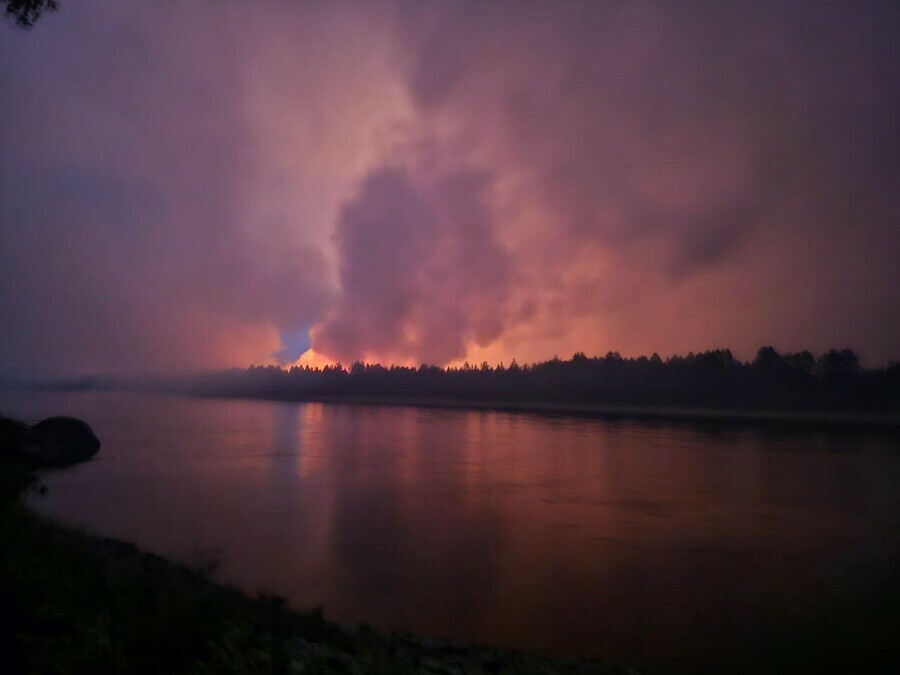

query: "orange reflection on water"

left=10, top=391, right=900, bottom=672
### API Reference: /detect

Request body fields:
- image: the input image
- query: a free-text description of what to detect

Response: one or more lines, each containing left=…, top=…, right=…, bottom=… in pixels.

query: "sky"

left=1, top=0, right=898, bottom=378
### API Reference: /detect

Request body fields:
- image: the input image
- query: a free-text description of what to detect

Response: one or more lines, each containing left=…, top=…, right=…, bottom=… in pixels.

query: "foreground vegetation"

left=0, top=457, right=633, bottom=674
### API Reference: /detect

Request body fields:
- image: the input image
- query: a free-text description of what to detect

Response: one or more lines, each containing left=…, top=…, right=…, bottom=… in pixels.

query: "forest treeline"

left=175, top=347, right=900, bottom=413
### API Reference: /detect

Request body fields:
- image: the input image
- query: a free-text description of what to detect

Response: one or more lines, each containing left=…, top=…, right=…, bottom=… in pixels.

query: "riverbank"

left=0, top=458, right=633, bottom=674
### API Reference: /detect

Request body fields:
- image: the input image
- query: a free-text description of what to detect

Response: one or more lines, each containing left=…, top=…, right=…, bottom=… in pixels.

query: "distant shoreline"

left=194, top=392, right=900, bottom=430
left=14, top=346, right=900, bottom=428
left=10, top=384, right=900, bottom=429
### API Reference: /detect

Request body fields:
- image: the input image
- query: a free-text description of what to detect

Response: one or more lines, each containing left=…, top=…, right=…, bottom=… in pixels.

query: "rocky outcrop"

left=0, top=415, right=29, bottom=452
left=1, top=415, right=100, bottom=466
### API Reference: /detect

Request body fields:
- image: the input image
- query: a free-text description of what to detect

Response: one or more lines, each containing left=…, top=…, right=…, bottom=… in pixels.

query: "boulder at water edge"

left=18, top=416, right=101, bottom=466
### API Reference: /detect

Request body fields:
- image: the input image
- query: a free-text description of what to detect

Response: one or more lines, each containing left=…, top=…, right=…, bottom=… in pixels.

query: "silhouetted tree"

left=754, top=346, right=782, bottom=373
left=816, top=349, right=860, bottom=379
left=173, top=345, right=895, bottom=414
left=783, top=350, right=815, bottom=376
left=5, top=0, right=56, bottom=28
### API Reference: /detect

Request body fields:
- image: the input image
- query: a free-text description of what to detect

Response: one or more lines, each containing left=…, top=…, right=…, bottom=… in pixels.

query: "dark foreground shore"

left=0, top=458, right=634, bottom=674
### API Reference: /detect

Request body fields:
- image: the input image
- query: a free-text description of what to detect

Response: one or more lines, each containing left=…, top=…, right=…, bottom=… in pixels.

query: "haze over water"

left=4, top=391, right=900, bottom=672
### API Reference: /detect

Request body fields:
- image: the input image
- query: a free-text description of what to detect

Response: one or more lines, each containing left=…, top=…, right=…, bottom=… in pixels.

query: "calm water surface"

left=3, top=392, right=899, bottom=671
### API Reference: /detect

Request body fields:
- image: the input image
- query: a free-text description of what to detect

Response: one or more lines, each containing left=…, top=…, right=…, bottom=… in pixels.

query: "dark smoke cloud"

left=0, top=2, right=350, bottom=377
left=312, top=163, right=512, bottom=365
left=367, top=0, right=900, bottom=363
left=2, top=1, right=899, bottom=375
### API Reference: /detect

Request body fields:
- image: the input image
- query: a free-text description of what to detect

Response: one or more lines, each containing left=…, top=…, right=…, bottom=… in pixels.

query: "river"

left=3, top=391, right=899, bottom=672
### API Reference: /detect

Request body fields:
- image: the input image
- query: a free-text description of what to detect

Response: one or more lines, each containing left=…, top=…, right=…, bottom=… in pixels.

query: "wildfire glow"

left=290, top=349, right=337, bottom=370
